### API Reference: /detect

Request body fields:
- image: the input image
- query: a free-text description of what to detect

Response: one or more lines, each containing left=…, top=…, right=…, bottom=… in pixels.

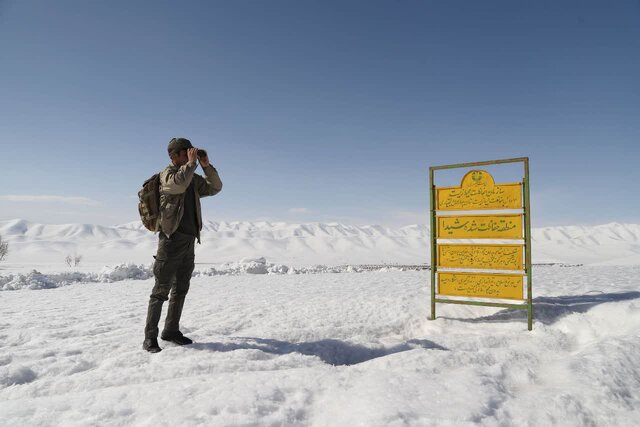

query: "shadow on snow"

left=191, top=337, right=447, bottom=366
left=442, top=291, right=640, bottom=325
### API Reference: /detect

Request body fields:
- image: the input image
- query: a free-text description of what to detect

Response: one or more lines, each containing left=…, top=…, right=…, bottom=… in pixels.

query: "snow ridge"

left=2, top=219, right=640, bottom=265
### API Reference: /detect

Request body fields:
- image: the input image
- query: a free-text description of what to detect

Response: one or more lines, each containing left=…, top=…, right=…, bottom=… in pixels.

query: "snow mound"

left=194, top=258, right=399, bottom=276
left=98, top=264, right=153, bottom=282
left=0, top=259, right=427, bottom=291
left=197, top=257, right=290, bottom=276
left=1, top=270, right=59, bottom=291
left=0, top=264, right=151, bottom=291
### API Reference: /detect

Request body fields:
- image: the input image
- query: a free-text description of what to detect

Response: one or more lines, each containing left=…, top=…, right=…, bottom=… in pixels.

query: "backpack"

left=138, top=174, right=161, bottom=232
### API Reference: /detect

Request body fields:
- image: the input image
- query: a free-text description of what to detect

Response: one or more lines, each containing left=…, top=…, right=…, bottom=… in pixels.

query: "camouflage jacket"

left=159, top=160, right=222, bottom=243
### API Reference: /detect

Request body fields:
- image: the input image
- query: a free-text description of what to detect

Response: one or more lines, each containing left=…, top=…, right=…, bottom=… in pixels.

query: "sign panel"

left=438, top=244, right=523, bottom=270
left=437, top=215, right=523, bottom=239
left=438, top=272, right=524, bottom=300
left=437, top=170, right=522, bottom=211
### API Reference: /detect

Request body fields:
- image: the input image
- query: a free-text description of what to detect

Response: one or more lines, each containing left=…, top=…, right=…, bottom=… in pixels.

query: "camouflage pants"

left=144, top=231, right=196, bottom=339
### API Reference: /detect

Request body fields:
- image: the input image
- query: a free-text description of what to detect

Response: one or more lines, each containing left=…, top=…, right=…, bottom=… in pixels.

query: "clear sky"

left=1, top=1, right=638, bottom=227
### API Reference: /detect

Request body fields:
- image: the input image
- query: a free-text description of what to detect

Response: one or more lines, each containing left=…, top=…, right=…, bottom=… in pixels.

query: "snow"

left=0, top=266, right=154, bottom=291
left=4, top=219, right=640, bottom=266
left=1, top=265, right=639, bottom=425
left=0, top=259, right=422, bottom=291
left=1, top=219, right=640, bottom=425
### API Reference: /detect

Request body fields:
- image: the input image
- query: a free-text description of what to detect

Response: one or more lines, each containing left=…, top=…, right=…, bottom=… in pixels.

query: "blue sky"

left=1, top=1, right=638, bottom=227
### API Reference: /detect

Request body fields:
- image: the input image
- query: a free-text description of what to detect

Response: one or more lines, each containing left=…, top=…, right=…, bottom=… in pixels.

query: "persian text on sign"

left=438, top=272, right=524, bottom=300
left=437, top=215, right=523, bottom=239
left=437, top=170, right=522, bottom=211
left=438, top=244, right=524, bottom=270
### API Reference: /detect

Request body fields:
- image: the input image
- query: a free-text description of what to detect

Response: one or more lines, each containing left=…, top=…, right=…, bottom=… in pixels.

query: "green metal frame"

left=429, top=157, right=533, bottom=330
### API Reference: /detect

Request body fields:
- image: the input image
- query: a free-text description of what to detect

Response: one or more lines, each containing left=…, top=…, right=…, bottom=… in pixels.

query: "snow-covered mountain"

left=531, top=223, right=640, bottom=266
left=1, top=219, right=640, bottom=266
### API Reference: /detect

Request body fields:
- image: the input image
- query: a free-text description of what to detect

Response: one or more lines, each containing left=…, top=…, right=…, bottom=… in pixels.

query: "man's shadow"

left=441, top=291, right=640, bottom=325
left=191, top=337, right=447, bottom=366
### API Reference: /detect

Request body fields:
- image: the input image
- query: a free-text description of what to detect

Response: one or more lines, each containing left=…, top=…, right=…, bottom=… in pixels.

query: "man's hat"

left=168, top=137, right=193, bottom=154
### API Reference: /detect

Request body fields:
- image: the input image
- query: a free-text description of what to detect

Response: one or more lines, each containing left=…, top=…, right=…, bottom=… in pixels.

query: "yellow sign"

left=438, top=272, right=524, bottom=300
left=438, top=244, right=523, bottom=270
left=438, top=215, right=523, bottom=239
left=437, top=170, right=522, bottom=211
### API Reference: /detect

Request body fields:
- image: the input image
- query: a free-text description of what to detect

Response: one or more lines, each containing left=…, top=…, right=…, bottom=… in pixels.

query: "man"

left=143, top=137, right=223, bottom=353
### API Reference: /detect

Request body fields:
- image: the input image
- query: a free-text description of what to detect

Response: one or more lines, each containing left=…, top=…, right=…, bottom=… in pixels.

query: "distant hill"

left=1, top=219, right=640, bottom=266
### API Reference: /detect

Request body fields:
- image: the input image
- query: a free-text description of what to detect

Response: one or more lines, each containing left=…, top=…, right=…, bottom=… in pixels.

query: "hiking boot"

left=143, top=338, right=162, bottom=353
left=160, top=330, right=193, bottom=345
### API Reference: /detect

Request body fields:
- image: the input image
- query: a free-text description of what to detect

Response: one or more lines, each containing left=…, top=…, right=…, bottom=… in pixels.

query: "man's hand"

left=187, top=148, right=198, bottom=164
left=198, top=149, right=211, bottom=167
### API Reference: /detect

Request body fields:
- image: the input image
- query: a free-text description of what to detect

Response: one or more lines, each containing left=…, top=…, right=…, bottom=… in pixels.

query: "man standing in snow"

left=143, top=137, right=223, bottom=353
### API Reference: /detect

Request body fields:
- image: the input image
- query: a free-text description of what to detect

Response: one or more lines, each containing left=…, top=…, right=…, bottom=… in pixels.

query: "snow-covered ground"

left=1, top=219, right=639, bottom=425
left=1, top=265, right=639, bottom=426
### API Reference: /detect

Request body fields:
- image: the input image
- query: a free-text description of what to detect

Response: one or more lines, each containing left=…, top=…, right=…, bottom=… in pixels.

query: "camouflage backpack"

left=138, top=174, right=161, bottom=232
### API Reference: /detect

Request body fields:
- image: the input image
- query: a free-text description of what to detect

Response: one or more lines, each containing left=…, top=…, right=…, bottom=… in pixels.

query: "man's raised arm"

left=196, top=151, right=222, bottom=197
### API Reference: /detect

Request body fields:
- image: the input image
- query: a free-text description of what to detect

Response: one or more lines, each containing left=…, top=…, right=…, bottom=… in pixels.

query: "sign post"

left=429, top=158, right=533, bottom=330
